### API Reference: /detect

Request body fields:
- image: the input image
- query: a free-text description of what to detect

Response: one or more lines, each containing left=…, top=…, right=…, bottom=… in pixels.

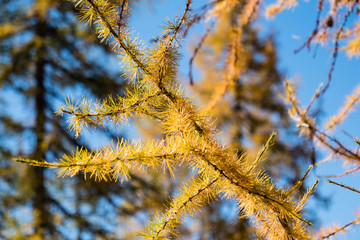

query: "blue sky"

left=1, top=0, right=357, bottom=238
left=130, top=0, right=360, bottom=238
left=266, top=2, right=360, bottom=239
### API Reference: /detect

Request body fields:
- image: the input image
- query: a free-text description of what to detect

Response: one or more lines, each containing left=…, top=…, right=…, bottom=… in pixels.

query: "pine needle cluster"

left=15, top=0, right=322, bottom=239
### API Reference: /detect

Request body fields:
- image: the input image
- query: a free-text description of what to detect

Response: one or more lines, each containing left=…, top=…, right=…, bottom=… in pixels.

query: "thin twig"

left=315, top=153, right=336, bottom=166
left=320, top=217, right=360, bottom=239
left=294, top=0, right=324, bottom=54
left=60, top=91, right=161, bottom=118
left=189, top=24, right=213, bottom=85
left=15, top=152, right=181, bottom=168
left=86, top=0, right=149, bottom=74
left=320, top=2, right=357, bottom=96
left=153, top=176, right=220, bottom=239
left=243, top=0, right=261, bottom=26
left=320, top=166, right=360, bottom=178
left=327, top=179, right=360, bottom=194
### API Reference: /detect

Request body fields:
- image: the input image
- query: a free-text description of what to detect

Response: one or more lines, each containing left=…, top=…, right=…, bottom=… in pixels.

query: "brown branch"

left=191, top=149, right=312, bottom=226
left=60, top=91, right=161, bottom=118
left=243, top=0, right=261, bottom=26
left=327, top=179, right=360, bottom=194
left=320, top=218, right=360, bottom=239
left=117, top=0, right=128, bottom=37
left=166, top=0, right=192, bottom=49
left=320, top=166, right=360, bottom=178
left=313, top=128, right=360, bottom=161
left=320, top=1, right=357, bottom=96
left=294, top=0, right=324, bottom=54
left=189, top=25, right=213, bottom=85
left=153, top=176, right=220, bottom=239
left=85, top=0, right=149, bottom=74
left=286, top=80, right=360, bottom=162
left=15, top=152, right=181, bottom=169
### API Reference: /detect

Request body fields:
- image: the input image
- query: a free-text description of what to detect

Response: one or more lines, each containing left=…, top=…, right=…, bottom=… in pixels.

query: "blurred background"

left=0, top=0, right=359, bottom=239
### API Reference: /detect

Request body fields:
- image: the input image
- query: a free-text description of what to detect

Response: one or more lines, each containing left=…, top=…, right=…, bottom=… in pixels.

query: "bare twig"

left=320, top=166, right=360, bottom=178
left=189, top=24, right=213, bottom=85
left=320, top=2, right=358, bottom=96
left=320, top=217, right=360, bottom=239
left=328, top=179, right=360, bottom=194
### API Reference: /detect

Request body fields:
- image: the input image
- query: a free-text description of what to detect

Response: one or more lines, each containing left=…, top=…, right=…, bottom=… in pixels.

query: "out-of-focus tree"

left=15, top=0, right=317, bottom=239
left=186, top=6, right=313, bottom=238
left=7, top=0, right=360, bottom=239
left=0, top=0, right=168, bottom=239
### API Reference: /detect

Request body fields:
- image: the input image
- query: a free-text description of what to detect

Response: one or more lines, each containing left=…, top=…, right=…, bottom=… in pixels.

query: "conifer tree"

left=0, top=0, right=168, bottom=239
left=15, top=0, right=320, bottom=239
left=187, top=18, right=312, bottom=240
left=6, top=0, right=360, bottom=238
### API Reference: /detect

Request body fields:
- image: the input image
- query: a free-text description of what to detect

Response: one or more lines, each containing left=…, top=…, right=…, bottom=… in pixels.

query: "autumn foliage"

left=10, top=0, right=360, bottom=239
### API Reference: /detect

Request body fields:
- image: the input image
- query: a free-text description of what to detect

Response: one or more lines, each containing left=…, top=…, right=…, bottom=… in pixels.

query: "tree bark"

left=30, top=16, right=52, bottom=239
